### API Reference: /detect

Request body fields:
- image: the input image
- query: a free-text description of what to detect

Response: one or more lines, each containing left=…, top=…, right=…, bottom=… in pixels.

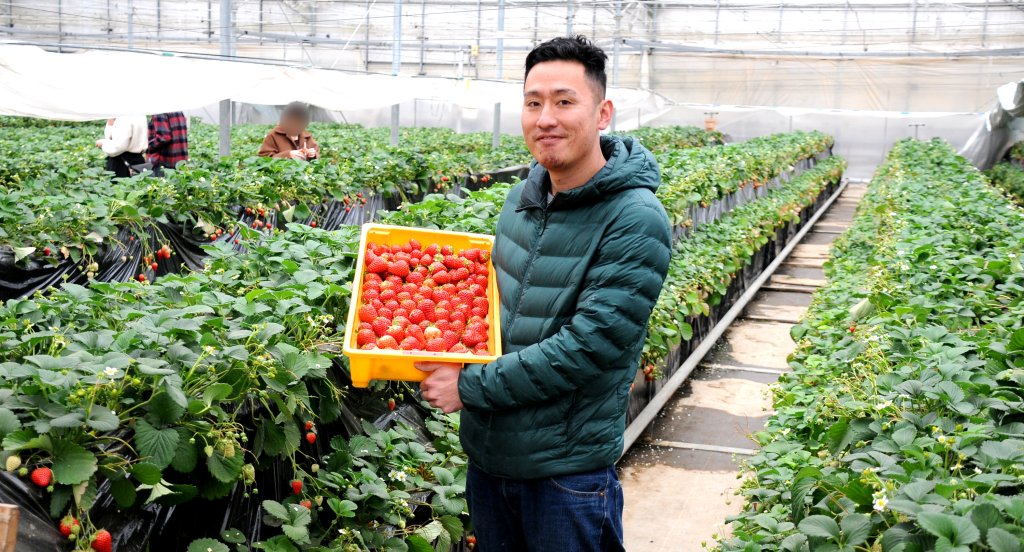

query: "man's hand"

left=304, top=148, right=318, bottom=159
left=416, top=362, right=464, bottom=413
left=288, top=149, right=307, bottom=160
left=95, top=139, right=104, bottom=148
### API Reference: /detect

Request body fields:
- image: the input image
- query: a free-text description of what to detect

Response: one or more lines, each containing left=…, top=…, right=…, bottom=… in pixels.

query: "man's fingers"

left=414, top=362, right=440, bottom=373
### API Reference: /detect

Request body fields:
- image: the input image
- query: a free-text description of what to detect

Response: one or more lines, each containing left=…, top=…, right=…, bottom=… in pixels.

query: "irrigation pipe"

left=620, top=178, right=851, bottom=457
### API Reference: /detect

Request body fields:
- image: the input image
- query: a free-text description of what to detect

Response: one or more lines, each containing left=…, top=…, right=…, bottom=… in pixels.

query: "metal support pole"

left=57, top=0, right=62, bottom=52
left=566, top=0, right=574, bottom=36
left=474, top=0, right=481, bottom=79
left=364, top=0, right=370, bottom=71
left=777, top=1, right=784, bottom=41
left=207, top=0, right=212, bottom=42
left=611, top=0, right=622, bottom=131
left=713, top=0, right=721, bottom=44
left=390, top=0, right=402, bottom=147
left=156, top=0, right=161, bottom=37
left=909, top=0, right=918, bottom=46
left=493, top=0, right=505, bottom=149
left=908, top=123, right=925, bottom=140
left=127, top=0, right=133, bottom=50
left=218, top=0, right=232, bottom=157
left=533, top=0, right=539, bottom=45
left=258, top=0, right=263, bottom=44
left=981, top=0, right=989, bottom=48
left=418, top=0, right=426, bottom=75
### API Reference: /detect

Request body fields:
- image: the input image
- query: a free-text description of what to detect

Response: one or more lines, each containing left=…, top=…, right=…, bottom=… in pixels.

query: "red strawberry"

left=435, top=319, right=452, bottom=333
left=406, top=324, right=425, bottom=342
left=299, top=499, right=313, bottom=509
left=475, top=263, right=490, bottom=276
left=434, top=308, right=451, bottom=323
left=361, top=343, right=377, bottom=350
left=475, top=274, right=488, bottom=286
left=452, top=267, right=471, bottom=282
left=457, top=289, right=475, bottom=303
left=151, top=262, right=159, bottom=271
left=30, top=467, right=52, bottom=487
left=417, top=298, right=436, bottom=312
left=420, top=254, right=433, bottom=265
left=424, top=326, right=442, bottom=340
left=449, top=343, right=470, bottom=353
left=433, top=271, right=451, bottom=285
left=305, top=421, right=314, bottom=430
left=137, top=274, right=146, bottom=282
left=472, top=297, right=489, bottom=310
left=442, top=255, right=462, bottom=269
left=441, top=245, right=454, bottom=255
left=388, top=398, right=396, bottom=411
left=408, top=309, right=426, bottom=324
left=377, top=335, right=399, bottom=349
left=43, top=246, right=51, bottom=256
left=371, top=317, right=391, bottom=337
left=449, top=311, right=467, bottom=325
left=478, top=250, right=490, bottom=263
left=59, top=516, right=79, bottom=537
left=91, top=529, right=112, bottom=552
left=442, top=330, right=460, bottom=350
left=467, top=535, right=477, bottom=547
left=462, top=330, right=485, bottom=348
left=379, top=289, right=397, bottom=302
left=424, top=244, right=439, bottom=256
left=450, top=319, right=466, bottom=334
left=386, top=325, right=406, bottom=341
left=475, top=342, right=490, bottom=353
left=399, top=336, right=422, bottom=351
left=409, top=238, right=421, bottom=250
left=366, top=256, right=388, bottom=274
left=377, top=307, right=394, bottom=320
left=471, top=306, right=488, bottom=319
left=310, top=221, right=317, bottom=228
left=357, top=328, right=377, bottom=346
left=388, top=260, right=410, bottom=277
left=462, top=248, right=480, bottom=262
left=425, top=338, right=447, bottom=352
left=306, top=432, right=316, bottom=444
left=427, top=261, right=445, bottom=274
left=431, top=289, right=451, bottom=303
left=291, top=480, right=303, bottom=494
left=407, top=272, right=425, bottom=285
left=358, top=304, right=377, bottom=323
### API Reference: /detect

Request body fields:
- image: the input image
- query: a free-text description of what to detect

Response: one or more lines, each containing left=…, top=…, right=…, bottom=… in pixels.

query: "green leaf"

left=206, top=450, right=243, bottom=483
left=826, top=419, right=853, bottom=454
left=132, top=462, right=163, bottom=485
left=986, top=527, right=1022, bottom=552
left=414, top=520, right=445, bottom=542
left=135, top=419, right=180, bottom=469
left=171, top=428, right=198, bottom=473
left=220, top=529, right=247, bottom=545
left=799, top=515, right=841, bottom=540
left=1008, top=327, right=1024, bottom=352
left=281, top=524, right=309, bottom=545
left=110, top=474, right=137, bottom=508
left=840, top=514, right=872, bottom=546
left=405, top=536, right=433, bottom=552
left=262, top=500, right=290, bottom=523
left=188, top=539, right=229, bottom=552
left=917, top=512, right=980, bottom=545
left=86, top=405, right=120, bottom=431
left=327, top=498, right=357, bottom=518
left=49, top=485, right=72, bottom=518
left=432, top=466, right=455, bottom=486
left=0, top=408, right=20, bottom=439
left=203, top=383, right=233, bottom=406
left=51, top=440, right=98, bottom=485
left=147, top=391, right=186, bottom=425
left=13, top=246, right=36, bottom=262
left=438, top=515, right=464, bottom=542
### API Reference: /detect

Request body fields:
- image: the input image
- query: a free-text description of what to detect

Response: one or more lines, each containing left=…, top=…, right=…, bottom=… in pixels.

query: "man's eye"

left=558, top=99, right=573, bottom=106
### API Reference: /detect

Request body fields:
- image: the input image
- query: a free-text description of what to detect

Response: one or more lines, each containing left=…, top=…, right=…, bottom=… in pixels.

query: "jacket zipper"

left=504, top=207, right=548, bottom=334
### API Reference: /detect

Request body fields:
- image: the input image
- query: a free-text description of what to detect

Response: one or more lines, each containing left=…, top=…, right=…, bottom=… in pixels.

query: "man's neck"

left=548, top=143, right=607, bottom=195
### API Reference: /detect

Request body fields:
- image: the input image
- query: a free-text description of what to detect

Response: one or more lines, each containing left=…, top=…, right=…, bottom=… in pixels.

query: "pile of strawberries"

left=355, top=238, right=492, bottom=355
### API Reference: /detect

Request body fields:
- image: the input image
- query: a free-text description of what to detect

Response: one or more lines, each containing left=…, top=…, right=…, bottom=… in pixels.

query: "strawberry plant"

left=617, top=125, right=724, bottom=152
left=717, top=139, right=1024, bottom=552
left=986, top=161, right=1024, bottom=205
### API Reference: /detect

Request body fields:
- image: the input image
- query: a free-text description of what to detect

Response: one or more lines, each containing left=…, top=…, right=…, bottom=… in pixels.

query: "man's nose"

left=536, top=104, right=558, bottom=128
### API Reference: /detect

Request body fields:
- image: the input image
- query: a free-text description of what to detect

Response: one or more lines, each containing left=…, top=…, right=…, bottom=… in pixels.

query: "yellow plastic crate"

left=343, top=223, right=502, bottom=387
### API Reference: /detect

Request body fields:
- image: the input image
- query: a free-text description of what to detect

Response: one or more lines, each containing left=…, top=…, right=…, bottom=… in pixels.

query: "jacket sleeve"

left=101, top=119, right=133, bottom=156
left=458, top=200, right=672, bottom=411
left=148, top=115, right=170, bottom=151
left=258, top=133, right=287, bottom=158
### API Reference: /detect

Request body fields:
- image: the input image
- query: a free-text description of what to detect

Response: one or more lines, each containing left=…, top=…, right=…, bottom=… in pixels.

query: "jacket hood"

left=518, top=134, right=660, bottom=211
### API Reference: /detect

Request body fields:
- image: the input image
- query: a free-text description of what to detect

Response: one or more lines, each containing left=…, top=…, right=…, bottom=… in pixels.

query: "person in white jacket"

left=95, top=116, right=148, bottom=178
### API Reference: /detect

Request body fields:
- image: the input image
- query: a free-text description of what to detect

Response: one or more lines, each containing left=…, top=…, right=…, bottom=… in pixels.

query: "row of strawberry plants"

left=986, top=162, right=1024, bottom=205
left=642, top=155, right=846, bottom=371
left=656, top=131, right=834, bottom=228
left=616, top=125, right=725, bottom=151
left=1009, top=141, right=1024, bottom=164
left=0, top=224, right=469, bottom=551
left=717, top=139, right=1024, bottom=552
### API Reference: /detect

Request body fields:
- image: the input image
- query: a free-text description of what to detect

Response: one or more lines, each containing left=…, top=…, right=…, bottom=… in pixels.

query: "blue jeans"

left=466, top=464, right=625, bottom=552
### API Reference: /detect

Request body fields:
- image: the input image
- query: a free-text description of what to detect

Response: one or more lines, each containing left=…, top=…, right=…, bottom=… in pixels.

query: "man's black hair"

left=281, top=101, right=311, bottom=124
left=524, top=36, right=608, bottom=99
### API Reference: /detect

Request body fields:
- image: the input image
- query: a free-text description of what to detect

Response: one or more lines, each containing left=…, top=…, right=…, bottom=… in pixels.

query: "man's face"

left=522, top=60, right=612, bottom=171
left=280, top=116, right=306, bottom=136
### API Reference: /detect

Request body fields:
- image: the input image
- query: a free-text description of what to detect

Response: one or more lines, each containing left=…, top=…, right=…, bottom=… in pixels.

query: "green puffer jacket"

left=457, top=135, right=672, bottom=479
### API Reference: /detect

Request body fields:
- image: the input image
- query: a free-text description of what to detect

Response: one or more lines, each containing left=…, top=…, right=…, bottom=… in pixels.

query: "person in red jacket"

left=258, top=102, right=320, bottom=161
left=147, top=112, right=189, bottom=170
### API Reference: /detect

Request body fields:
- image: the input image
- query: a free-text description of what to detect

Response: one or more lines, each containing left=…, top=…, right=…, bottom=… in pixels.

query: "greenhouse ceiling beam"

left=622, top=38, right=1024, bottom=59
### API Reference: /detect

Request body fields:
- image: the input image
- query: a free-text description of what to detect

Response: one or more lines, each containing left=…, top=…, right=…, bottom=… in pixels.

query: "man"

left=258, top=102, right=320, bottom=160
left=147, top=111, right=189, bottom=171
left=418, top=36, right=672, bottom=551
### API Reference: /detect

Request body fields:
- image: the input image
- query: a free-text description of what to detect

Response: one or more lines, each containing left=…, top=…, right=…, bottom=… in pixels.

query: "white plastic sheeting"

left=0, top=44, right=670, bottom=130
left=959, top=79, right=1024, bottom=170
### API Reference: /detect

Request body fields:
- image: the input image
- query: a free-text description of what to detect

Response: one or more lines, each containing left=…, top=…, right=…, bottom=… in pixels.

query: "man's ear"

left=597, top=99, right=614, bottom=131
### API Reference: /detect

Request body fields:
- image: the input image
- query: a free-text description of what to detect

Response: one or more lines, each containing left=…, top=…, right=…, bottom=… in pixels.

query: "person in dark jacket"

left=147, top=111, right=189, bottom=170
left=417, top=36, right=672, bottom=551
left=258, top=102, right=319, bottom=160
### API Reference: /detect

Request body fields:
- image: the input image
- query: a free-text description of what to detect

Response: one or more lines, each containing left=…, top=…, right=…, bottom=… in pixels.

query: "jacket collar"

left=517, top=136, right=629, bottom=212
